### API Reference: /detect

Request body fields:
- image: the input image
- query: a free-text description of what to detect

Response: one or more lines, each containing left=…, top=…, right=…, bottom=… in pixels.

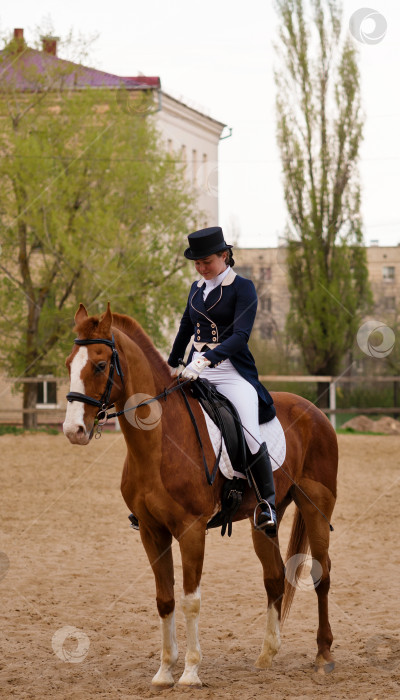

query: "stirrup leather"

left=253, top=499, right=275, bottom=529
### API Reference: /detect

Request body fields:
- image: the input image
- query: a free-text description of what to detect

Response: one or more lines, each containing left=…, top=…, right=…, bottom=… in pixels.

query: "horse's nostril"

left=77, top=425, right=85, bottom=435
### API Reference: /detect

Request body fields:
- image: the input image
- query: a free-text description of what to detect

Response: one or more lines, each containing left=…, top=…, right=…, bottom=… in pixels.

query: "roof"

left=0, top=46, right=160, bottom=92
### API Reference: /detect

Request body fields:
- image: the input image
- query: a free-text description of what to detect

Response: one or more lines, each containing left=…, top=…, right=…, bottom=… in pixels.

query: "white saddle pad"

left=200, top=408, right=286, bottom=480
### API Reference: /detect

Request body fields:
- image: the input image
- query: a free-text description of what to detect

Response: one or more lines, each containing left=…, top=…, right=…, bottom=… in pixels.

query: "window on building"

left=260, top=296, right=272, bottom=312
left=384, top=296, right=396, bottom=310
left=36, top=380, right=57, bottom=407
left=235, top=265, right=253, bottom=278
left=260, top=266, right=271, bottom=281
left=383, top=266, right=395, bottom=281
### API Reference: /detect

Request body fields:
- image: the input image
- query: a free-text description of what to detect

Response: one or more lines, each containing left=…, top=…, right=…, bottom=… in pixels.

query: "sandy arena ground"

left=0, top=432, right=399, bottom=699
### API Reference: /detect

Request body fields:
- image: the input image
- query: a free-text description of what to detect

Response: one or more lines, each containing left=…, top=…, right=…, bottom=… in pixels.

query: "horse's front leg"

left=139, top=525, right=178, bottom=687
left=177, top=521, right=206, bottom=687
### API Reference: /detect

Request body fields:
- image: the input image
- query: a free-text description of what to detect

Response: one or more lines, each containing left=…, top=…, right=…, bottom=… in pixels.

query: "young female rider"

left=167, top=226, right=277, bottom=537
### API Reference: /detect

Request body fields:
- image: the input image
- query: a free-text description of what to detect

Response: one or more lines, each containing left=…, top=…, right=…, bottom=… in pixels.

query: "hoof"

left=314, top=655, right=335, bottom=674
left=254, top=653, right=273, bottom=669
left=178, top=671, right=202, bottom=687
left=152, top=679, right=175, bottom=688
left=152, top=669, right=175, bottom=687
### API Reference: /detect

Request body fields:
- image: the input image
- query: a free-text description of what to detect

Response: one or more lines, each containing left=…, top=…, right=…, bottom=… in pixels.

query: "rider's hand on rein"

left=181, top=356, right=211, bottom=381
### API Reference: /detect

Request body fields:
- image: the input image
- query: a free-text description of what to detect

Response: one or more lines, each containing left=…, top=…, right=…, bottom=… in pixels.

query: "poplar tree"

left=274, top=0, right=372, bottom=404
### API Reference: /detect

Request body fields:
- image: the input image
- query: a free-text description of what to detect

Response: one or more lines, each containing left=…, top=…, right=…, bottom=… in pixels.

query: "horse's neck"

left=113, top=322, right=170, bottom=396
left=117, top=333, right=159, bottom=402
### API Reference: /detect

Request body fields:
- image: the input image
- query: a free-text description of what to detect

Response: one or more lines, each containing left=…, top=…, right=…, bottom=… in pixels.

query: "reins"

left=177, top=377, right=222, bottom=485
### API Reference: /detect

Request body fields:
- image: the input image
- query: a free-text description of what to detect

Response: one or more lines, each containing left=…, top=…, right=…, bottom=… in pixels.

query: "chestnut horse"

left=63, top=304, right=338, bottom=687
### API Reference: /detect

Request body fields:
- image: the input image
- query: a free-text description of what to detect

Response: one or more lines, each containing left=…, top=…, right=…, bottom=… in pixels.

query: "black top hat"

left=184, top=226, right=232, bottom=260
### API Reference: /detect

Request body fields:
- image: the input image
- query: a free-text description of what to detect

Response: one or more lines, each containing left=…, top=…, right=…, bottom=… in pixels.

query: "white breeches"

left=193, top=352, right=262, bottom=454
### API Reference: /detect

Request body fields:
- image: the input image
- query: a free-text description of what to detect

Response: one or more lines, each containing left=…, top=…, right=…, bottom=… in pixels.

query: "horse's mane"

left=111, top=312, right=172, bottom=383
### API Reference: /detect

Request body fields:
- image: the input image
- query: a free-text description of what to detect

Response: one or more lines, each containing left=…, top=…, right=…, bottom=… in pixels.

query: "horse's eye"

left=94, top=361, right=107, bottom=374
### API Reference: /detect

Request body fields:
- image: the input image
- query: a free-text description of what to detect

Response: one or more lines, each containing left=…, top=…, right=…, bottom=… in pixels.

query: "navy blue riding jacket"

left=168, top=268, right=276, bottom=423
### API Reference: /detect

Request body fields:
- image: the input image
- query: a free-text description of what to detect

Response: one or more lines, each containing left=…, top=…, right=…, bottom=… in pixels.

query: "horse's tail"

left=281, top=505, right=309, bottom=624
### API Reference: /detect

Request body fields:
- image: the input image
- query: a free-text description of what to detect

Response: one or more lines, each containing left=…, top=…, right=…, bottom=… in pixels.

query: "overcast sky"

left=1, top=0, right=399, bottom=248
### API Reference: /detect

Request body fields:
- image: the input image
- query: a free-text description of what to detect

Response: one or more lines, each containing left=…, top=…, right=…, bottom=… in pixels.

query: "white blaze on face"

left=63, top=347, right=89, bottom=440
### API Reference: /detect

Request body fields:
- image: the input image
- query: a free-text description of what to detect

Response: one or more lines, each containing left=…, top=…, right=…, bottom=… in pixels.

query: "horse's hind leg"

left=139, top=526, right=178, bottom=687
left=251, top=525, right=285, bottom=668
left=295, top=478, right=336, bottom=673
left=177, top=522, right=206, bottom=687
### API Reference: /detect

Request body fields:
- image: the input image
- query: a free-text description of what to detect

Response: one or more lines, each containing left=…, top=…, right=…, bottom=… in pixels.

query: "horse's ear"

left=98, top=302, right=112, bottom=335
left=75, top=304, right=88, bottom=324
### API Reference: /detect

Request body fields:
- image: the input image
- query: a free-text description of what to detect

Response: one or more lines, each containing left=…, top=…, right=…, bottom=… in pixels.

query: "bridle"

left=66, top=335, right=124, bottom=423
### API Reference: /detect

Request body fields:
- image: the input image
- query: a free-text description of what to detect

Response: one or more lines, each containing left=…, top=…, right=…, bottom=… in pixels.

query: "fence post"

left=329, top=380, right=336, bottom=430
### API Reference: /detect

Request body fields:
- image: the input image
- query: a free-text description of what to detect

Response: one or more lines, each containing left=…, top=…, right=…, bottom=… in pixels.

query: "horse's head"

left=63, top=303, right=124, bottom=444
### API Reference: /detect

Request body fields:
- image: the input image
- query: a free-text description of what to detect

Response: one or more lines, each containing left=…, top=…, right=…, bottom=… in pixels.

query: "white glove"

left=181, top=356, right=211, bottom=381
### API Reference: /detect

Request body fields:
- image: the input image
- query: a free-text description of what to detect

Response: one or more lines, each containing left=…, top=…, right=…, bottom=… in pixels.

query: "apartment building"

left=235, top=244, right=400, bottom=339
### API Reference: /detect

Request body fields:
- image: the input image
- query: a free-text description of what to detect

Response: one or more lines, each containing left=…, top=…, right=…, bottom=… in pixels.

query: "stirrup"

left=128, top=514, right=139, bottom=531
left=253, top=500, right=277, bottom=536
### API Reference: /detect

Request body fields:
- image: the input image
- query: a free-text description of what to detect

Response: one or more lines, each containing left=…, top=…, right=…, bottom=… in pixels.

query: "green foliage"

left=0, top=29, right=196, bottom=391
left=336, top=382, right=395, bottom=409
left=274, top=0, right=372, bottom=375
left=0, top=425, right=24, bottom=435
left=250, top=335, right=305, bottom=376
left=0, top=425, right=59, bottom=435
left=336, top=427, right=386, bottom=435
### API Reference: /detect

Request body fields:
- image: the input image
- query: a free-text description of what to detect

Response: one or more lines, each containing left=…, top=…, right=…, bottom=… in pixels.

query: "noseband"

left=66, top=335, right=124, bottom=417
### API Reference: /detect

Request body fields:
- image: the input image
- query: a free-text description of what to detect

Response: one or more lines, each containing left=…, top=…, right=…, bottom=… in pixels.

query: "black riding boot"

left=247, top=442, right=277, bottom=537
